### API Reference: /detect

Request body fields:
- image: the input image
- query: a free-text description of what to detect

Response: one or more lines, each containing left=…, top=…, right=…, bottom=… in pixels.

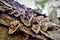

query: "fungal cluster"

left=0, top=0, right=60, bottom=40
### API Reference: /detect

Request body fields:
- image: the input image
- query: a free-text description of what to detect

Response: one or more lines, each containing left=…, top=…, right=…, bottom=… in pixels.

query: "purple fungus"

left=25, top=11, right=30, bottom=18
left=6, top=0, right=14, bottom=6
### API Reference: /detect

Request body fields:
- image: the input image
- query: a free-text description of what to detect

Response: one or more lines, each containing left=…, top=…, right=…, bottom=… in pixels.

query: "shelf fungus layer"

left=0, top=0, right=60, bottom=40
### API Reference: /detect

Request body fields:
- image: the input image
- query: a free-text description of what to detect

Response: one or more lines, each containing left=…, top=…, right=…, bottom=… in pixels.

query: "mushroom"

left=8, top=21, right=21, bottom=34
left=13, top=10, right=21, bottom=17
left=31, top=24, right=40, bottom=34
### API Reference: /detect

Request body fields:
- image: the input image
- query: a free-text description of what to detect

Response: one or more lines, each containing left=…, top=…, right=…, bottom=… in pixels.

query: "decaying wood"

left=0, top=14, right=41, bottom=39
left=0, top=0, right=60, bottom=40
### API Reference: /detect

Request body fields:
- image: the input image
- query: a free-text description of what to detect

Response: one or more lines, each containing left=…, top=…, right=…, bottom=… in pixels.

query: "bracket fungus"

left=0, top=0, right=60, bottom=40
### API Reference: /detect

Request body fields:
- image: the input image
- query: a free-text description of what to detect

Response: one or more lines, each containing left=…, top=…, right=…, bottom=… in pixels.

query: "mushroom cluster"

left=0, top=0, right=60, bottom=40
